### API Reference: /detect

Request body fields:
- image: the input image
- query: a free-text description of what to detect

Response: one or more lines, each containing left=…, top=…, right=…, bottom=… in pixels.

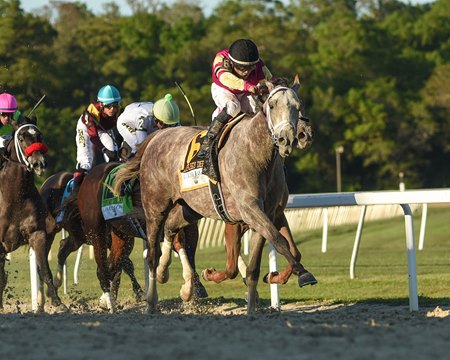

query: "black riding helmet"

left=229, top=39, right=259, bottom=68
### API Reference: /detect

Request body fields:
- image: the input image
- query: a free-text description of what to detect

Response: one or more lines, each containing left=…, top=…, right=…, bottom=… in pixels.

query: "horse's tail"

left=112, top=132, right=157, bottom=196
left=113, top=156, right=141, bottom=196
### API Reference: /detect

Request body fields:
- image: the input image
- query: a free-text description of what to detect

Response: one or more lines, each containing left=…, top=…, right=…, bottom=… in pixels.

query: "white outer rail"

left=27, top=188, right=450, bottom=312
left=275, top=188, right=450, bottom=311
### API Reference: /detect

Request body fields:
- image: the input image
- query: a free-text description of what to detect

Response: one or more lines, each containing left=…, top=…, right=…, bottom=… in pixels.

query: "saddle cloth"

left=179, top=113, right=245, bottom=191
left=101, top=165, right=135, bottom=220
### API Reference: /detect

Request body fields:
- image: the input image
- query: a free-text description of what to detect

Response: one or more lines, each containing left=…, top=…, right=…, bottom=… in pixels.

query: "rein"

left=14, top=124, right=48, bottom=171
left=262, top=86, right=296, bottom=146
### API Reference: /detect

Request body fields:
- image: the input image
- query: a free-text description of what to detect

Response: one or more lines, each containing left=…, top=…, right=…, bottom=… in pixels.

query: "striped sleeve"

left=213, top=54, right=246, bottom=91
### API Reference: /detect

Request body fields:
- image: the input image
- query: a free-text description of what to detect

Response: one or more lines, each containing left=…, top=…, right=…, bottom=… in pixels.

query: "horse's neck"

left=235, top=112, right=274, bottom=163
left=2, top=143, right=33, bottom=184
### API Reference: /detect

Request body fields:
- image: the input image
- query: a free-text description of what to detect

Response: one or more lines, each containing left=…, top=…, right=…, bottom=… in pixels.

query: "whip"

left=175, top=81, right=196, bottom=125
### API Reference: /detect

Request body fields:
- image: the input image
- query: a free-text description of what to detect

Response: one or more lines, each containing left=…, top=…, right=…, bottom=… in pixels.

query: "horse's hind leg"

left=110, top=233, right=144, bottom=302
left=0, top=253, right=6, bottom=309
left=156, top=234, right=173, bottom=284
left=202, top=223, right=243, bottom=283
left=54, top=227, right=86, bottom=288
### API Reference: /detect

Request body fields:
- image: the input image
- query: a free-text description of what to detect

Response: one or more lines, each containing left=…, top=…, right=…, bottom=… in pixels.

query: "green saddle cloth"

left=101, top=164, right=135, bottom=220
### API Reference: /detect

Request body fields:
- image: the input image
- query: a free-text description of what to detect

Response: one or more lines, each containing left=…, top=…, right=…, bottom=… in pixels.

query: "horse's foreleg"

left=202, top=223, right=243, bottom=283
left=54, top=225, right=87, bottom=288
left=263, top=210, right=302, bottom=285
left=246, top=232, right=266, bottom=314
left=183, top=224, right=208, bottom=299
left=265, top=210, right=317, bottom=287
left=29, top=231, right=67, bottom=312
left=0, top=253, right=6, bottom=309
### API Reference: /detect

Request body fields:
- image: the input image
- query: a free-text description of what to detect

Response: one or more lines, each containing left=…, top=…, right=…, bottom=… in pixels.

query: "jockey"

left=197, top=38, right=273, bottom=158
left=72, top=84, right=121, bottom=190
left=117, top=93, right=180, bottom=161
left=0, top=93, right=24, bottom=165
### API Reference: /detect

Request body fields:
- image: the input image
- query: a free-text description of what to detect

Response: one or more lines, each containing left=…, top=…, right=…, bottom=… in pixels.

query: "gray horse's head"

left=13, top=123, right=48, bottom=176
left=262, top=80, right=302, bottom=158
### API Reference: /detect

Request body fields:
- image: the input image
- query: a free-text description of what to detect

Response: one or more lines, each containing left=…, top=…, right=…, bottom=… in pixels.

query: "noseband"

left=14, top=124, right=48, bottom=171
left=263, top=86, right=297, bottom=146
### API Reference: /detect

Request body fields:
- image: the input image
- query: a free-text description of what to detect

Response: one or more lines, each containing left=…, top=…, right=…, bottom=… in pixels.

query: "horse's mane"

left=112, top=131, right=159, bottom=196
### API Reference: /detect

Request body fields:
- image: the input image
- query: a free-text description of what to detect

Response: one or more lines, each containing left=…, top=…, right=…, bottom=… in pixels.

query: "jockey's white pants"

left=211, top=83, right=259, bottom=120
left=75, top=118, right=115, bottom=172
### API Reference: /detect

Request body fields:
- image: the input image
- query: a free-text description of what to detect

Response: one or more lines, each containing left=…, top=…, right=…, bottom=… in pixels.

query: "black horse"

left=0, top=120, right=66, bottom=312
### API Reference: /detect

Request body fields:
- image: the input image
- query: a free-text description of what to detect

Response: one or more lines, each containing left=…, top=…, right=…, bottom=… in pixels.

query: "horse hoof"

left=135, top=289, right=146, bottom=303
left=53, top=303, right=69, bottom=313
left=201, top=268, right=216, bottom=282
left=262, top=271, right=280, bottom=284
left=194, top=283, right=209, bottom=299
left=298, top=271, right=318, bottom=287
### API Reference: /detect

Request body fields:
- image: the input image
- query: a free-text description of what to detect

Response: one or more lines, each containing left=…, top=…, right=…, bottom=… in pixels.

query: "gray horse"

left=114, top=80, right=313, bottom=314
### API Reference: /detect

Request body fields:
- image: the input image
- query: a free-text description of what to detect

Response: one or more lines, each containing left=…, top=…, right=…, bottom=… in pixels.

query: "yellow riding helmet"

left=153, top=94, right=180, bottom=125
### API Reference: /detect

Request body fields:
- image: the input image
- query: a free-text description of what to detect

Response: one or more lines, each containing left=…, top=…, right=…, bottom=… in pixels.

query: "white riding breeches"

left=211, top=83, right=258, bottom=120
left=75, top=117, right=116, bottom=172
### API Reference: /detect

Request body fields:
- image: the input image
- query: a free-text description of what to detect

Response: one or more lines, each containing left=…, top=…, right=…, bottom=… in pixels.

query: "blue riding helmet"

left=97, top=85, right=121, bottom=105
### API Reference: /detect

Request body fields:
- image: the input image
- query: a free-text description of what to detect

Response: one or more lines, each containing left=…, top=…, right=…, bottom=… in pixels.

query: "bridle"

left=14, top=124, right=48, bottom=172
left=262, top=86, right=297, bottom=146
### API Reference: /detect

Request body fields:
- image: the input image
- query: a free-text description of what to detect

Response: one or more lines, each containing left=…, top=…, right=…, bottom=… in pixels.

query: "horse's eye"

left=269, top=104, right=274, bottom=110
left=18, top=135, right=24, bottom=142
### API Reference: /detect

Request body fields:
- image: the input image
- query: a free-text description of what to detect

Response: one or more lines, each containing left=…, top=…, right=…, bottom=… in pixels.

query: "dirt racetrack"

left=1, top=299, right=449, bottom=360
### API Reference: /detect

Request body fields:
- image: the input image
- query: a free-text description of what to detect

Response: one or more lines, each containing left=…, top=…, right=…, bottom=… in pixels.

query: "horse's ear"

left=292, top=74, right=301, bottom=92
left=21, top=115, right=37, bottom=125
left=263, top=79, right=275, bottom=93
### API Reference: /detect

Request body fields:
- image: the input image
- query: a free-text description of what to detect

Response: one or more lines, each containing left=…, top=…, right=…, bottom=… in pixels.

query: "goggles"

left=104, top=103, right=119, bottom=110
left=233, top=63, right=256, bottom=72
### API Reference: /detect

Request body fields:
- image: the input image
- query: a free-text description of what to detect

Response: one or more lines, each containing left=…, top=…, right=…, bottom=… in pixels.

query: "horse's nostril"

left=278, top=137, right=286, bottom=146
left=299, top=132, right=306, bottom=140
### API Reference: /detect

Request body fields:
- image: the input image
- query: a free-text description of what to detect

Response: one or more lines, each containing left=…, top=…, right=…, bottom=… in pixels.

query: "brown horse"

left=114, top=79, right=315, bottom=314
left=39, top=170, right=146, bottom=303
left=0, top=121, right=66, bottom=312
left=77, top=162, right=207, bottom=312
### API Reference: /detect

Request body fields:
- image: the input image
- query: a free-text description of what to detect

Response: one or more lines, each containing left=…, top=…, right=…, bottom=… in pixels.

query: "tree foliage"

left=1, top=0, right=448, bottom=192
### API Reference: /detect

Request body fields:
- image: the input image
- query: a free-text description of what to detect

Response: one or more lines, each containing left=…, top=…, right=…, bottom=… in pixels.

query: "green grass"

left=4, top=205, right=450, bottom=308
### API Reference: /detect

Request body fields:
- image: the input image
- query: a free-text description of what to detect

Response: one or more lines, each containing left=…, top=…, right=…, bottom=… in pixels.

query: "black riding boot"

left=198, top=118, right=227, bottom=159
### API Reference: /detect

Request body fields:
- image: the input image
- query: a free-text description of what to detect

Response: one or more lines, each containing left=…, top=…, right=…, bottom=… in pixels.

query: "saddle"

left=202, top=113, right=245, bottom=182
left=179, top=114, right=246, bottom=223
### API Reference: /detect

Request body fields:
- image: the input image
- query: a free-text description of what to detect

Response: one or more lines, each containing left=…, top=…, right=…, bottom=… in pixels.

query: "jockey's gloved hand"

left=119, top=141, right=132, bottom=162
left=102, top=147, right=118, bottom=162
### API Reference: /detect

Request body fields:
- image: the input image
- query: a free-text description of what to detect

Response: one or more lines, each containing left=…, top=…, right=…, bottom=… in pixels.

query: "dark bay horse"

left=77, top=162, right=207, bottom=312
left=114, top=80, right=315, bottom=314
left=39, top=170, right=145, bottom=304
left=0, top=121, right=66, bottom=312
